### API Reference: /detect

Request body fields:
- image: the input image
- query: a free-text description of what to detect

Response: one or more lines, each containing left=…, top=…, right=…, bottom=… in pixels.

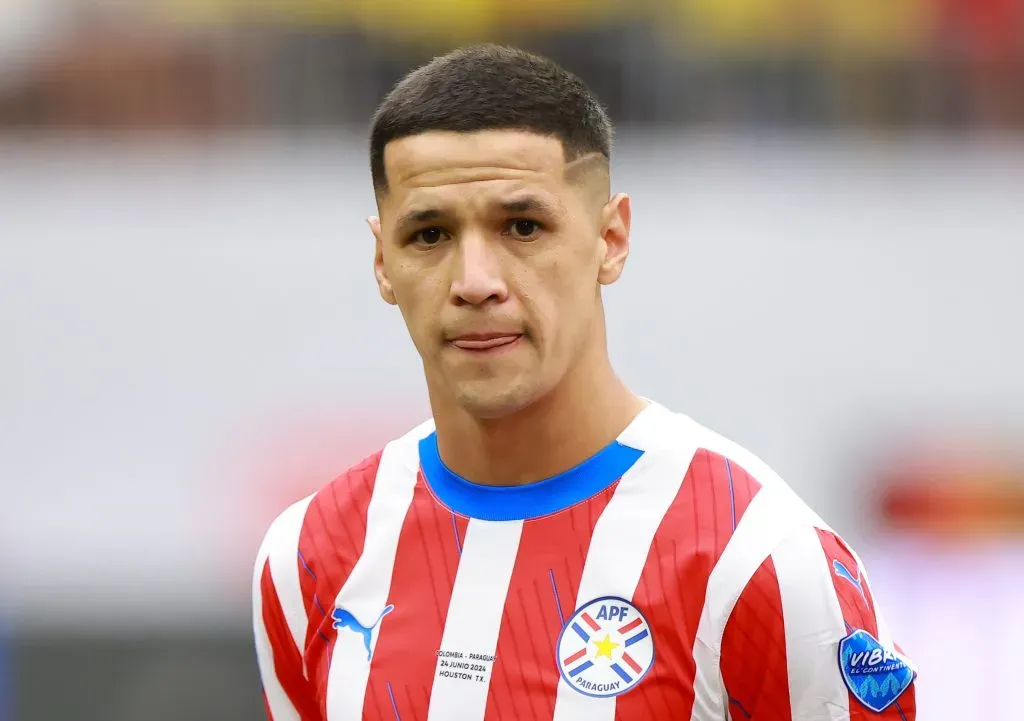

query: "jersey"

left=253, top=401, right=917, bottom=720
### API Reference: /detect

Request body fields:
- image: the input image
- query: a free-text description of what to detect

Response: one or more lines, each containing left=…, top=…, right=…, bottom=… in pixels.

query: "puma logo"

left=833, top=560, right=867, bottom=603
left=331, top=605, right=395, bottom=660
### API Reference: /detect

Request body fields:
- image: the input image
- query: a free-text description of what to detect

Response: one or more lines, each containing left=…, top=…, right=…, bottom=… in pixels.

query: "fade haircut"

left=369, top=45, right=613, bottom=193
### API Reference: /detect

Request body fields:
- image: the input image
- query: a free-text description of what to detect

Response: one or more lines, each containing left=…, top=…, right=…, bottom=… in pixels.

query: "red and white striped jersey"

left=253, top=402, right=917, bottom=720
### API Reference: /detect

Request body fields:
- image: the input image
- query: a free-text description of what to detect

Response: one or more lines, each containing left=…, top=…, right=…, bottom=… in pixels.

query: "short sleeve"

left=720, top=526, right=917, bottom=720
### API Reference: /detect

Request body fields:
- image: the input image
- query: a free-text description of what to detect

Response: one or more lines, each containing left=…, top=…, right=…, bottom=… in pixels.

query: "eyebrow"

left=394, top=207, right=447, bottom=234
left=394, top=196, right=558, bottom=233
left=493, top=195, right=559, bottom=217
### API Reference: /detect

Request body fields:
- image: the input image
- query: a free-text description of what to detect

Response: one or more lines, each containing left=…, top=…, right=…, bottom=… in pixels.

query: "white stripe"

left=772, top=525, right=850, bottom=721
left=269, top=496, right=316, bottom=658
left=252, top=494, right=315, bottom=721
left=426, top=519, right=523, bottom=721
left=553, top=411, right=699, bottom=721
left=253, top=571, right=299, bottom=721
left=689, top=488, right=812, bottom=721
left=326, top=423, right=430, bottom=721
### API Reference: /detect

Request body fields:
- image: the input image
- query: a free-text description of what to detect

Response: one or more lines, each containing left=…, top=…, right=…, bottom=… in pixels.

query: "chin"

left=453, top=380, right=540, bottom=420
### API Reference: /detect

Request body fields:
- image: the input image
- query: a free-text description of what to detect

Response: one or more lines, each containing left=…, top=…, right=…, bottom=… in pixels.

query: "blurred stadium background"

left=2, top=0, right=1023, bottom=719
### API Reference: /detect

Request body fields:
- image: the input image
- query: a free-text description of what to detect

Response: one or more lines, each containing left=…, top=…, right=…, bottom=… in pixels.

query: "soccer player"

left=253, top=45, right=917, bottom=720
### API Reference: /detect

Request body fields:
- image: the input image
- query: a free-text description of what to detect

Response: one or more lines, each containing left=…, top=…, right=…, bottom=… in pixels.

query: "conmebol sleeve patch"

left=838, top=629, right=917, bottom=713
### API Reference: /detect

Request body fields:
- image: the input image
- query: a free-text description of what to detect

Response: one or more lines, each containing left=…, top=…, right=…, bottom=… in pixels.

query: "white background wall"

left=2, top=133, right=1022, bottom=635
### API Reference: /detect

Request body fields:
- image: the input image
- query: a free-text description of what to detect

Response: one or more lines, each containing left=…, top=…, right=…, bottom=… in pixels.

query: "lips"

left=449, top=333, right=522, bottom=351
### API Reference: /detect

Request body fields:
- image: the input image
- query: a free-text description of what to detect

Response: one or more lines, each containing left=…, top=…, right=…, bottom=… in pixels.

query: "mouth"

left=448, top=333, right=523, bottom=353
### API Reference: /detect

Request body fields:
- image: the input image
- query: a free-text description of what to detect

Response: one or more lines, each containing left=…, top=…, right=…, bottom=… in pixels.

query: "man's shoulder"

left=643, top=402, right=831, bottom=542
left=638, top=402, right=773, bottom=473
left=255, top=417, right=436, bottom=561
left=652, top=404, right=805, bottom=493
left=311, top=415, right=435, bottom=501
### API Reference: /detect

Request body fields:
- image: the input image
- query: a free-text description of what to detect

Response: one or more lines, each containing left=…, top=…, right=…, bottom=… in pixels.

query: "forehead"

left=380, top=130, right=571, bottom=213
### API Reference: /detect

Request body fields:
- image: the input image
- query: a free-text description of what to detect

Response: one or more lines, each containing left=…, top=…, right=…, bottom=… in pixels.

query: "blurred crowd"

left=1, top=0, right=1021, bottom=130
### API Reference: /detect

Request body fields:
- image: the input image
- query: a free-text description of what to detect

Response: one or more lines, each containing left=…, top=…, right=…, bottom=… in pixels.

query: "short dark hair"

left=369, top=45, right=613, bottom=192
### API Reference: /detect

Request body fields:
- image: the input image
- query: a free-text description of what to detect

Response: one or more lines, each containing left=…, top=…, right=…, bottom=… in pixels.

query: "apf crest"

left=556, top=596, right=655, bottom=698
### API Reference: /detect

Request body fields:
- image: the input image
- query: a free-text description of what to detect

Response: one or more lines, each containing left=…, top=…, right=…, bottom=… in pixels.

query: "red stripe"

left=562, top=648, right=588, bottom=666
left=363, top=474, right=465, bottom=718
left=296, top=450, right=383, bottom=717
left=484, top=481, right=618, bottom=720
left=817, top=529, right=917, bottom=719
left=817, top=530, right=879, bottom=637
left=260, top=560, right=321, bottom=720
left=622, top=652, right=643, bottom=675
left=720, top=556, right=791, bottom=719
left=618, top=617, right=643, bottom=634
left=581, top=612, right=601, bottom=632
left=618, top=450, right=762, bottom=719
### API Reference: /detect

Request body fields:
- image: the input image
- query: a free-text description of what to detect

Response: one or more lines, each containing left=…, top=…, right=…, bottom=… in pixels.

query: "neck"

left=429, top=347, right=646, bottom=487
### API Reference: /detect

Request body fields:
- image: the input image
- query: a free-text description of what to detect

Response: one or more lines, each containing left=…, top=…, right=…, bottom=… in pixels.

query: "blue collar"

left=418, top=433, right=643, bottom=521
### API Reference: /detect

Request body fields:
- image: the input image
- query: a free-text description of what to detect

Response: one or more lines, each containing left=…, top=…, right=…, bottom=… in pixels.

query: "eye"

left=411, top=227, right=449, bottom=246
left=506, top=219, right=542, bottom=240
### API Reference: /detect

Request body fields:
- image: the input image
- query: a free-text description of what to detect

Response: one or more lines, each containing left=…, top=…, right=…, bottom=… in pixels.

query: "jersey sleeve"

left=252, top=499, right=321, bottom=721
left=720, top=526, right=917, bottom=720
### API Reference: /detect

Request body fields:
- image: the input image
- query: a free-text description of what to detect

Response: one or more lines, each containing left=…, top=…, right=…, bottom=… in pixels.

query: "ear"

left=369, top=217, right=397, bottom=305
left=597, top=193, right=631, bottom=286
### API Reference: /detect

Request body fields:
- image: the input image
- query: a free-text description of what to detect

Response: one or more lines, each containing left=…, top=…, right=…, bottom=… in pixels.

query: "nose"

left=449, top=233, right=508, bottom=307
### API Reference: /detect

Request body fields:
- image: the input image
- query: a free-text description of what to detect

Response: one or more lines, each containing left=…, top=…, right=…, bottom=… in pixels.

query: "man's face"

left=371, top=129, right=630, bottom=419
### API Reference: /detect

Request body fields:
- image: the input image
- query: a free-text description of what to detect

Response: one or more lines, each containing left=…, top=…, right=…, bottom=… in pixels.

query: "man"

left=253, top=45, right=917, bottom=720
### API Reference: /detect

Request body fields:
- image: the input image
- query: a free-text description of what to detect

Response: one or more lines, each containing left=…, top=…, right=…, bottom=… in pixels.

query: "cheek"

left=528, top=263, right=595, bottom=333
left=547, top=243, right=600, bottom=300
left=390, top=268, right=443, bottom=341
left=390, top=258, right=442, bottom=303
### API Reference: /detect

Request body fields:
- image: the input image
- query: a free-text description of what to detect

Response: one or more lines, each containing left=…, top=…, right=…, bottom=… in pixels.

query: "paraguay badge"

left=556, top=596, right=655, bottom=698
